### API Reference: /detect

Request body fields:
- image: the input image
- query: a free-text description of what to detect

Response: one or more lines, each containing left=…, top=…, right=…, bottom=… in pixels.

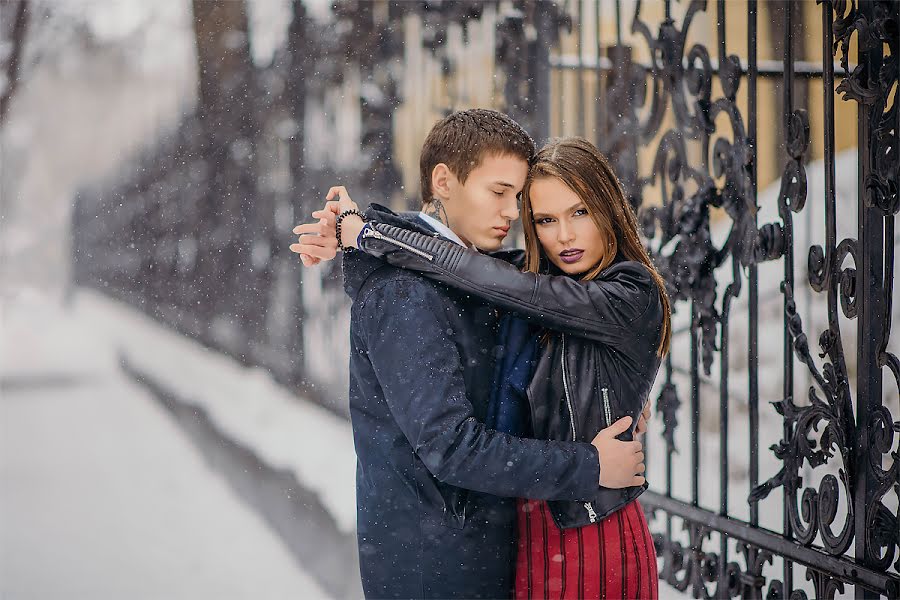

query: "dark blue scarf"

left=486, top=315, right=538, bottom=437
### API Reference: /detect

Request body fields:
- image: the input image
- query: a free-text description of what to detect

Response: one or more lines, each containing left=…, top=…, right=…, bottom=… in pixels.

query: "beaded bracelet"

left=335, top=209, right=367, bottom=251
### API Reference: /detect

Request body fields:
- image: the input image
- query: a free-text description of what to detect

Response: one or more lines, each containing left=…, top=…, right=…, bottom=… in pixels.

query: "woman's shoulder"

left=591, top=259, right=663, bottom=323
left=597, top=259, right=655, bottom=285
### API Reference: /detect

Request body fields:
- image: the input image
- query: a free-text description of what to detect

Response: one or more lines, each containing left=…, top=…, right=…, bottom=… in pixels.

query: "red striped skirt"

left=514, top=499, right=658, bottom=600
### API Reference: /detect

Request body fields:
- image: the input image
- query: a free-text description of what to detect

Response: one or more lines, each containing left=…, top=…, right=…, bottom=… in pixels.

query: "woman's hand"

left=591, top=417, right=646, bottom=489
left=635, top=403, right=651, bottom=437
left=290, top=186, right=363, bottom=266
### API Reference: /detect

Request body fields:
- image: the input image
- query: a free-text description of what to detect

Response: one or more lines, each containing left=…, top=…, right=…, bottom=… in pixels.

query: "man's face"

left=444, top=153, right=528, bottom=251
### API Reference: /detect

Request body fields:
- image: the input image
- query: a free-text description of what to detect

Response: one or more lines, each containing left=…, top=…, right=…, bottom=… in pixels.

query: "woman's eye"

left=493, top=190, right=505, bottom=197
left=574, top=208, right=588, bottom=217
left=535, top=218, right=553, bottom=225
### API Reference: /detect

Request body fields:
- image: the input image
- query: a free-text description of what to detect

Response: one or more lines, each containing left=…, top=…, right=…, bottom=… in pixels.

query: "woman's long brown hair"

left=521, top=137, right=672, bottom=356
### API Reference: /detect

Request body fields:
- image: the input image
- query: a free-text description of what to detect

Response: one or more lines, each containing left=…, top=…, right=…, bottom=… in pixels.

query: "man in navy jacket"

left=293, top=110, right=641, bottom=599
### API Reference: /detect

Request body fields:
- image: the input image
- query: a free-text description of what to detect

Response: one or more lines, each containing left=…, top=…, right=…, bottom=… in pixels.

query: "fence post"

left=854, top=1, right=897, bottom=597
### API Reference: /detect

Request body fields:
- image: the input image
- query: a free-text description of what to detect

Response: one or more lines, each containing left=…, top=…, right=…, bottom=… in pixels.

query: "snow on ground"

left=68, top=288, right=359, bottom=535
left=0, top=288, right=331, bottom=599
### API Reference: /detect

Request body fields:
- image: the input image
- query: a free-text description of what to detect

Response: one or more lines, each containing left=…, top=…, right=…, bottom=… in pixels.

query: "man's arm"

left=358, top=276, right=641, bottom=500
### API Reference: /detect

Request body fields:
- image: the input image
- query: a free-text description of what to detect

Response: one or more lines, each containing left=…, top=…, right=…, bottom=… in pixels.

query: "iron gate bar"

left=786, top=4, right=806, bottom=596
left=549, top=55, right=855, bottom=78
left=781, top=2, right=797, bottom=596
left=854, top=1, right=889, bottom=597
left=641, top=490, right=900, bottom=598
left=721, top=3, right=755, bottom=590
left=746, top=0, right=760, bottom=536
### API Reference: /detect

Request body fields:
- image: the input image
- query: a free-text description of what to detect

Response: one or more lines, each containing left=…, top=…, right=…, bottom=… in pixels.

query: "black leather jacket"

left=356, top=219, right=664, bottom=529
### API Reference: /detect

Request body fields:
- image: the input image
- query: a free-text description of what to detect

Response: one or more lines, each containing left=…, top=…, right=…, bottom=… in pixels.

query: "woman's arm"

left=354, top=220, right=655, bottom=346
left=291, top=188, right=657, bottom=345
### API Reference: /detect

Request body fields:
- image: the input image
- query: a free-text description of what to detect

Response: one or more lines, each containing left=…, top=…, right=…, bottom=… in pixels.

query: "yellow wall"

left=392, top=5, right=504, bottom=209
left=801, top=0, right=859, bottom=168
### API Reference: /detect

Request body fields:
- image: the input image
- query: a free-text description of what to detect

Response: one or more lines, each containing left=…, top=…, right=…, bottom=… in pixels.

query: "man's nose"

left=500, top=195, right=520, bottom=221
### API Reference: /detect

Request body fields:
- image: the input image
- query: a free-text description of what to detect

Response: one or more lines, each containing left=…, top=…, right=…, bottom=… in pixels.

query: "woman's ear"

left=431, top=163, right=454, bottom=201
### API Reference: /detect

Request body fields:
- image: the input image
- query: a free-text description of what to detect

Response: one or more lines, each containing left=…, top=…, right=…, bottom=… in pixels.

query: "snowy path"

left=0, top=290, right=331, bottom=599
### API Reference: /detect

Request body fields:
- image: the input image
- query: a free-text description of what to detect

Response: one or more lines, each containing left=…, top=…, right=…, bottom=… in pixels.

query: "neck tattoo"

left=425, top=198, right=451, bottom=228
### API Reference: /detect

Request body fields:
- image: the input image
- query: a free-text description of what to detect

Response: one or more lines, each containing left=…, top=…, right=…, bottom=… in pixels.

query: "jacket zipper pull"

left=584, top=502, right=597, bottom=523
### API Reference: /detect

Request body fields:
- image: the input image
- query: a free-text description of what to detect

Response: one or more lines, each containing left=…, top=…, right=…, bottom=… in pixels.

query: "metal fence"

left=531, top=1, right=898, bottom=598
left=73, top=1, right=898, bottom=597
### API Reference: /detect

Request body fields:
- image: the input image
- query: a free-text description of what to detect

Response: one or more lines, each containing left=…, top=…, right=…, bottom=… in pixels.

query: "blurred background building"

left=1, top=1, right=897, bottom=598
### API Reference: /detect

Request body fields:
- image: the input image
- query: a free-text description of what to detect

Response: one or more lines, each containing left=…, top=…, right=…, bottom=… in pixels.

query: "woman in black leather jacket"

left=318, top=137, right=671, bottom=599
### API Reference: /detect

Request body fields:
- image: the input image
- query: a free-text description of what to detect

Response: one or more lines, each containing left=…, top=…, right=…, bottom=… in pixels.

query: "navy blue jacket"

left=342, top=205, right=601, bottom=599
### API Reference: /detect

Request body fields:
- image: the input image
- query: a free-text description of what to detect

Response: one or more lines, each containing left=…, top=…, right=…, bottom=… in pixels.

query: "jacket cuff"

left=574, top=441, right=602, bottom=499
left=356, top=222, right=374, bottom=249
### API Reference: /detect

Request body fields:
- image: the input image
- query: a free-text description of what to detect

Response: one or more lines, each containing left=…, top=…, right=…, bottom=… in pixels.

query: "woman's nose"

left=558, top=221, right=575, bottom=244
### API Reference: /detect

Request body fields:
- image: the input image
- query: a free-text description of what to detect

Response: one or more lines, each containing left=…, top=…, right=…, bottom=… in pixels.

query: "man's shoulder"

left=355, top=262, right=452, bottom=310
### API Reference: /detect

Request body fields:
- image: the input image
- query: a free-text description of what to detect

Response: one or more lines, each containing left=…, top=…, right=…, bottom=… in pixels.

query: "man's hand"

left=290, top=186, right=360, bottom=266
left=591, top=417, right=645, bottom=489
left=635, top=402, right=651, bottom=437
left=291, top=201, right=339, bottom=266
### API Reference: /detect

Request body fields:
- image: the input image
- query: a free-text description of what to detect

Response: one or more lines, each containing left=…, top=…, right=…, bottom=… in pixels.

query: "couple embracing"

left=290, top=109, right=671, bottom=600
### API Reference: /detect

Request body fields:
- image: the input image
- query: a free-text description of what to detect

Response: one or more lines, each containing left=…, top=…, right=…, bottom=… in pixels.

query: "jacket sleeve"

left=358, top=277, right=600, bottom=501
left=486, top=248, right=526, bottom=268
left=358, top=222, right=656, bottom=345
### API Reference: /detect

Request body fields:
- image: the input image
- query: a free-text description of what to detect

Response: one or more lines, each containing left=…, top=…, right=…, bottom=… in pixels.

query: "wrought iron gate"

left=506, top=1, right=898, bottom=597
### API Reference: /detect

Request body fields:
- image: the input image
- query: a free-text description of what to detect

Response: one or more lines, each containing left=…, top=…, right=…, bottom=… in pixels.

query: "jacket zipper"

left=601, top=387, right=613, bottom=428
left=561, top=334, right=596, bottom=523
left=560, top=334, right=577, bottom=441
left=362, top=226, right=434, bottom=261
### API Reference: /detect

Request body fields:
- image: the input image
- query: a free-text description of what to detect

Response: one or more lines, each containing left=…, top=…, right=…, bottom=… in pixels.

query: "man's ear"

left=431, top=163, right=454, bottom=201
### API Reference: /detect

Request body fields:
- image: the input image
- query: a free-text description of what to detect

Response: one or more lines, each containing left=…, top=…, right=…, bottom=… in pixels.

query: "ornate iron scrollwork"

left=866, top=404, right=900, bottom=572
left=658, top=519, right=719, bottom=599
left=592, top=0, right=899, bottom=595
left=624, top=0, right=776, bottom=377
left=748, top=0, right=899, bottom=583
left=729, top=543, right=773, bottom=600
left=832, top=0, right=898, bottom=216
left=749, top=283, right=855, bottom=556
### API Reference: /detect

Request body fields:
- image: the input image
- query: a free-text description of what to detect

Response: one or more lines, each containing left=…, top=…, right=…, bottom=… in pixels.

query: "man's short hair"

left=419, top=109, right=536, bottom=206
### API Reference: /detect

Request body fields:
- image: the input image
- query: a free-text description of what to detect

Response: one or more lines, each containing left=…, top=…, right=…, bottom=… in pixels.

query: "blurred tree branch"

left=191, top=0, right=254, bottom=116
left=0, top=0, right=29, bottom=126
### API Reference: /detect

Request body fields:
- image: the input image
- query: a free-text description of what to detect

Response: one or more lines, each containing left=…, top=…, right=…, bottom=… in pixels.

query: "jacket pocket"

left=599, top=381, right=644, bottom=441
left=417, top=469, right=469, bottom=530
left=600, top=385, right=615, bottom=429
left=438, top=485, right=468, bottom=530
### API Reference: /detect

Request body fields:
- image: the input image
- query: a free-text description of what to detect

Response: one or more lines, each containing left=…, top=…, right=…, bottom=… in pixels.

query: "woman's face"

left=529, top=176, right=608, bottom=275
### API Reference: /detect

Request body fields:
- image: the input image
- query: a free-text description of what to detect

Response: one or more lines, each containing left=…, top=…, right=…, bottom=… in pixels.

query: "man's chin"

left=473, top=238, right=505, bottom=252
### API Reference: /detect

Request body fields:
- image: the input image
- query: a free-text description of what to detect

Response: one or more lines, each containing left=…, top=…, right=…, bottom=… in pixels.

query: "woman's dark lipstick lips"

left=559, top=249, right=584, bottom=264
